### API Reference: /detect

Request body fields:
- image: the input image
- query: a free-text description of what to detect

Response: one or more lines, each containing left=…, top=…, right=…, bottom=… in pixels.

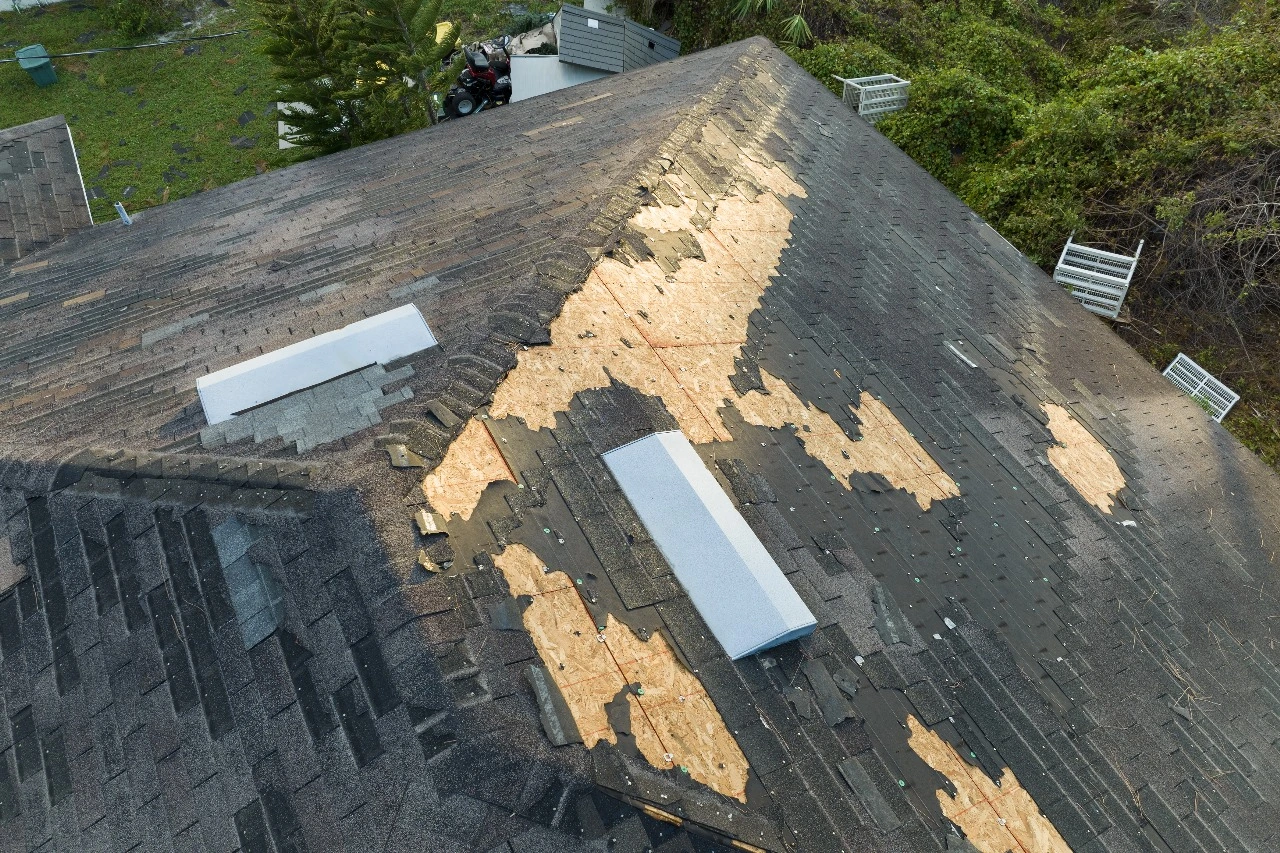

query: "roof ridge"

left=0, top=113, right=69, bottom=144
left=524, top=39, right=775, bottom=299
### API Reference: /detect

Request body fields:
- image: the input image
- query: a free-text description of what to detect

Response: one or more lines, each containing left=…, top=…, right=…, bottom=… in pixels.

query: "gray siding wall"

left=620, top=22, right=680, bottom=71
left=557, top=5, right=626, bottom=73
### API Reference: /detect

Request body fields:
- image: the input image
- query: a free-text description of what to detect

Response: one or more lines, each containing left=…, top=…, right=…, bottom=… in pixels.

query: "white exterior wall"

left=510, top=55, right=611, bottom=103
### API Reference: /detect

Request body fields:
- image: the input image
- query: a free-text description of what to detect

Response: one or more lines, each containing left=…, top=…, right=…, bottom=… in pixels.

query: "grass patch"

left=1, top=2, right=292, bottom=220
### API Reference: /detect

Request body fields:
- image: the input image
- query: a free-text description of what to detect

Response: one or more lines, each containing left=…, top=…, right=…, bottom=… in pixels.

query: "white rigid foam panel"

left=603, top=430, right=817, bottom=660
left=197, top=304, right=436, bottom=425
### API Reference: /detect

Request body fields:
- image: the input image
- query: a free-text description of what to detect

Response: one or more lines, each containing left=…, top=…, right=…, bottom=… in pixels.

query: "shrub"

left=934, top=17, right=1071, bottom=99
left=792, top=39, right=904, bottom=97
left=108, top=0, right=181, bottom=37
left=878, top=68, right=1028, bottom=185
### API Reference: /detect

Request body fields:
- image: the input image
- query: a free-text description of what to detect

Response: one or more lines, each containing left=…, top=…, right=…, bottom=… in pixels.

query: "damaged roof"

left=3, top=36, right=1280, bottom=853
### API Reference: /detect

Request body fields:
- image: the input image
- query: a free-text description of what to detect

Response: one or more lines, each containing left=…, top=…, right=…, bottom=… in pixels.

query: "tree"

left=732, top=0, right=813, bottom=47
left=258, top=0, right=461, bottom=156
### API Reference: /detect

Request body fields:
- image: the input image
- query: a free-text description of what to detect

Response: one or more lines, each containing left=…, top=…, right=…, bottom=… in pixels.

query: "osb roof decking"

left=2, top=37, right=1280, bottom=853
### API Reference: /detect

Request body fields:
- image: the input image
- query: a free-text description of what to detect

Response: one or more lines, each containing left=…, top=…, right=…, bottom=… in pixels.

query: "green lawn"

left=1, top=0, right=554, bottom=221
left=1, top=2, right=292, bottom=221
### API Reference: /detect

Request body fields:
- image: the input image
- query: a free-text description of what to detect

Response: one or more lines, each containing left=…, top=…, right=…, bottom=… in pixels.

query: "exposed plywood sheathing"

left=487, top=134, right=957, bottom=510
left=496, top=544, right=621, bottom=747
left=906, top=715, right=1071, bottom=853
left=493, top=544, right=750, bottom=802
left=429, top=127, right=956, bottom=806
left=489, top=187, right=796, bottom=444
left=420, top=418, right=515, bottom=520
left=737, top=370, right=959, bottom=510
left=1042, top=403, right=1125, bottom=514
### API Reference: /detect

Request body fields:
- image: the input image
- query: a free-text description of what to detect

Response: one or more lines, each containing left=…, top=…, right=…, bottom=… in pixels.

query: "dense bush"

left=107, top=0, right=180, bottom=37
left=962, top=4, right=1280, bottom=268
left=878, top=68, right=1027, bottom=186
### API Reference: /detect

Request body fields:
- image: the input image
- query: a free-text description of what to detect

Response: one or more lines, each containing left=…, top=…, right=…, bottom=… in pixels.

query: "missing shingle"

left=1042, top=403, right=1126, bottom=514
left=736, top=372, right=959, bottom=510
left=481, top=162, right=955, bottom=511
left=419, top=418, right=514, bottom=521
left=906, top=716, right=1070, bottom=853
left=493, top=543, right=750, bottom=802
left=0, top=534, right=25, bottom=595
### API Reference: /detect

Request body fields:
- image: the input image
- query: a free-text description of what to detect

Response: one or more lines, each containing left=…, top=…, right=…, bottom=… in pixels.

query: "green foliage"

left=794, top=40, right=904, bottom=94
left=1225, top=405, right=1280, bottom=467
left=107, top=0, right=181, bottom=37
left=960, top=4, right=1280, bottom=263
left=878, top=68, right=1027, bottom=185
left=504, top=11, right=554, bottom=36
left=932, top=17, right=1070, bottom=99
left=732, top=0, right=778, bottom=17
left=439, top=0, right=557, bottom=42
left=1155, top=191, right=1197, bottom=231
left=257, top=0, right=460, bottom=155
left=960, top=93, right=1124, bottom=261
left=780, top=13, right=814, bottom=45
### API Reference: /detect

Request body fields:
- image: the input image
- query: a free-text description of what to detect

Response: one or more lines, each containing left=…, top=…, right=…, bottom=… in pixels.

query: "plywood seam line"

left=486, top=138, right=957, bottom=510
left=479, top=415, right=519, bottom=483
left=420, top=417, right=516, bottom=521
left=596, top=612, right=679, bottom=781
left=592, top=254, right=726, bottom=442
left=517, top=577, right=687, bottom=758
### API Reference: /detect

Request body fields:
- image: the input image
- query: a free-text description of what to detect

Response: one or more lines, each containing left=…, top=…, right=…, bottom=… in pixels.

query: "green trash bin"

left=16, top=45, right=57, bottom=88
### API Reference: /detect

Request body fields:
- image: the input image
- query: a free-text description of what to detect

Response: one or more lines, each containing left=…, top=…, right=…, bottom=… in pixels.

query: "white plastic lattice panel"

left=1053, top=236, right=1143, bottom=319
left=1163, top=353, right=1239, bottom=422
left=833, top=74, right=910, bottom=121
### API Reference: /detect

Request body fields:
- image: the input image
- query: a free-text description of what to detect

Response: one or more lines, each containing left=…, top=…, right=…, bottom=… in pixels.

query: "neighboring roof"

left=556, top=4, right=680, bottom=73
left=2, top=36, right=1280, bottom=853
left=602, top=431, right=816, bottom=659
left=0, top=115, right=92, bottom=265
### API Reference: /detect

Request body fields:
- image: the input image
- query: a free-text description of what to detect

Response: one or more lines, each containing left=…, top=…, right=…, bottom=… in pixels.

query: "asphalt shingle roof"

left=2, top=37, right=1280, bottom=853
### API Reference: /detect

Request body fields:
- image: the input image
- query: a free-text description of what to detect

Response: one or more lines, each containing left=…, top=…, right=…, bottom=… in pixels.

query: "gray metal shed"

left=602, top=431, right=817, bottom=660
left=554, top=4, right=680, bottom=74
